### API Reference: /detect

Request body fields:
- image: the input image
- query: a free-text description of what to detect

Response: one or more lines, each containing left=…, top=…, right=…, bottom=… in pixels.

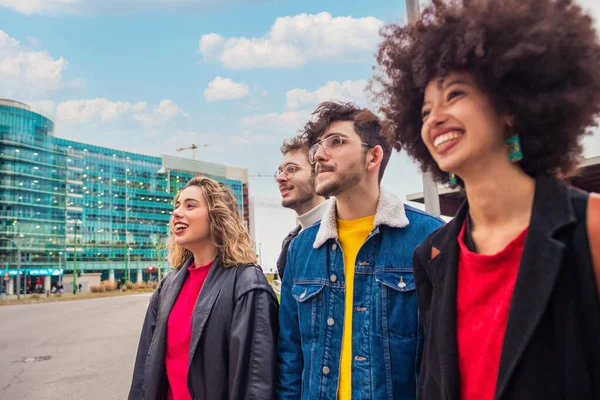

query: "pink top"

left=165, top=261, right=212, bottom=400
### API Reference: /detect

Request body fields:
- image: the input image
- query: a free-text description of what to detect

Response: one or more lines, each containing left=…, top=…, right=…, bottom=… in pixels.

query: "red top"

left=166, top=261, right=212, bottom=400
left=457, top=221, right=527, bottom=400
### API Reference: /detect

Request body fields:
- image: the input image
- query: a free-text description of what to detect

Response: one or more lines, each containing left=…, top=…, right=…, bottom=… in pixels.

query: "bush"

left=148, top=281, right=159, bottom=289
left=101, top=280, right=117, bottom=291
left=134, top=281, right=147, bottom=290
left=90, top=285, right=99, bottom=293
left=126, top=281, right=134, bottom=290
left=30, top=294, right=41, bottom=300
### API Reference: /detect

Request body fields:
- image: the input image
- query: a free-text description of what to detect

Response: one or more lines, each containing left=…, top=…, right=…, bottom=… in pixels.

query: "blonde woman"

left=129, top=176, right=278, bottom=400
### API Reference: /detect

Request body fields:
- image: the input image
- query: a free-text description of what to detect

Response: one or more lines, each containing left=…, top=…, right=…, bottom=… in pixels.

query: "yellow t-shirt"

left=337, top=215, right=375, bottom=400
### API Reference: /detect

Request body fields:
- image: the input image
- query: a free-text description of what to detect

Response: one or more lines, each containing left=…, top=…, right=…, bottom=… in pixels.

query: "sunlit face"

left=420, top=71, right=509, bottom=174
left=276, top=150, right=317, bottom=213
left=313, top=121, right=369, bottom=197
left=171, top=186, right=211, bottom=250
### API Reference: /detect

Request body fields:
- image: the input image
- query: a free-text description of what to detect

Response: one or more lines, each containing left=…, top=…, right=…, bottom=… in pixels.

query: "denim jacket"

left=277, top=190, right=444, bottom=400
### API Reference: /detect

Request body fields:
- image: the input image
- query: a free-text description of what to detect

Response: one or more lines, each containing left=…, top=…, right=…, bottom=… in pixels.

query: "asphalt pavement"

left=0, top=293, right=151, bottom=399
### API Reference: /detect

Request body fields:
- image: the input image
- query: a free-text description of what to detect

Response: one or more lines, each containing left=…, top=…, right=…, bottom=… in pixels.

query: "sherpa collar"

left=313, top=189, right=410, bottom=249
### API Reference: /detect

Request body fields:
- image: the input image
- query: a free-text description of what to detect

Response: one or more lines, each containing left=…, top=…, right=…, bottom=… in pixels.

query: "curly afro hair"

left=373, top=0, right=600, bottom=184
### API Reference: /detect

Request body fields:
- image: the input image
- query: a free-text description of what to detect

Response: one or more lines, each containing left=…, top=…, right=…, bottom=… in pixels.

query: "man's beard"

left=281, top=177, right=317, bottom=211
left=316, top=161, right=365, bottom=197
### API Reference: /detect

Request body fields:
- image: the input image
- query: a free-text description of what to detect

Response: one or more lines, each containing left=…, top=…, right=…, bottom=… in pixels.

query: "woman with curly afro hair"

left=374, top=0, right=600, bottom=399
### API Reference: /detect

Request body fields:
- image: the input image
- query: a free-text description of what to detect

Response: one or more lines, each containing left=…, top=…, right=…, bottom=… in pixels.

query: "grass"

left=0, top=289, right=155, bottom=306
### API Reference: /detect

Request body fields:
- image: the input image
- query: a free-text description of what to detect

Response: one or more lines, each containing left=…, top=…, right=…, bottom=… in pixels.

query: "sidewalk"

left=0, top=289, right=154, bottom=306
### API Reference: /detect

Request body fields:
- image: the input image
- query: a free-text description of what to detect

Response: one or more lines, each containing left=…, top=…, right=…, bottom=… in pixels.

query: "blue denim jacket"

left=277, top=190, right=444, bottom=400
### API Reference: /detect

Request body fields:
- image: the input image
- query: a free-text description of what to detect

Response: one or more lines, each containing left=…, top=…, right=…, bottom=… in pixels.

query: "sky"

left=1, top=0, right=599, bottom=272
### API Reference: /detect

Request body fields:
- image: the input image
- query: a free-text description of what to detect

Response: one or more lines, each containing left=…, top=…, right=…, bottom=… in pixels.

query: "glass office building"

left=0, top=99, right=250, bottom=293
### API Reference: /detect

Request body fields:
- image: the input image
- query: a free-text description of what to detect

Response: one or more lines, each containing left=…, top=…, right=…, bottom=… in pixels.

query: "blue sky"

left=1, top=0, right=599, bottom=271
left=0, top=0, right=430, bottom=204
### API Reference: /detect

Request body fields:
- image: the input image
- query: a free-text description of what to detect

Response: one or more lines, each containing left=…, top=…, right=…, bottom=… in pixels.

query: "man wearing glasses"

left=277, top=101, right=443, bottom=400
left=275, top=135, right=330, bottom=280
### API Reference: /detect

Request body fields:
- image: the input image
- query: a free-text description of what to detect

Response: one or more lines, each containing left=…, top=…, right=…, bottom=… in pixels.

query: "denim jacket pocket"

left=292, top=282, right=326, bottom=339
left=375, top=270, right=419, bottom=339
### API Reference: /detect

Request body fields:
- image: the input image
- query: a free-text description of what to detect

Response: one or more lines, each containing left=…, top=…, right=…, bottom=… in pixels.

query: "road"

left=0, top=294, right=151, bottom=399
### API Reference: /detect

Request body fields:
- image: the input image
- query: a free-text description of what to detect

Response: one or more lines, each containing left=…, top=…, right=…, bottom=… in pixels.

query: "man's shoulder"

left=287, top=221, right=321, bottom=255
left=404, top=204, right=445, bottom=229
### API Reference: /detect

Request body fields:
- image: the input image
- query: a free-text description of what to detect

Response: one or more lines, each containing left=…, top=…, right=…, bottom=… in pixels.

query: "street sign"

left=6, top=268, right=63, bottom=276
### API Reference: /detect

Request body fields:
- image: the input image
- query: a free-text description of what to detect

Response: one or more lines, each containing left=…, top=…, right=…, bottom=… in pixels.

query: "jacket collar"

left=188, top=256, right=226, bottom=367
left=313, top=189, right=409, bottom=249
left=426, top=175, right=578, bottom=400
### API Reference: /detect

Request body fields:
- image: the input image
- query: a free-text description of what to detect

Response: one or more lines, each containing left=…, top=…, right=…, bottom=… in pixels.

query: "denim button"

left=331, top=243, right=337, bottom=251
left=330, top=275, right=337, bottom=283
left=398, top=277, right=407, bottom=288
left=327, top=318, right=335, bottom=326
left=322, top=366, right=330, bottom=375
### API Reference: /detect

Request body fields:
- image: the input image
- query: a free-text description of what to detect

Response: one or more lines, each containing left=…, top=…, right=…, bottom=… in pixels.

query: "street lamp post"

left=125, top=156, right=131, bottom=282
left=155, top=236, right=164, bottom=282
left=68, top=219, right=82, bottom=294
left=73, top=224, right=79, bottom=295
left=405, top=0, right=442, bottom=216
left=0, top=237, right=22, bottom=300
left=127, top=247, right=132, bottom=283
left=58, top=251, right=63, bottom=286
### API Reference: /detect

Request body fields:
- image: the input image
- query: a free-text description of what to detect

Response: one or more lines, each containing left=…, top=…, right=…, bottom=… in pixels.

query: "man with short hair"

left=275, top=135, right=330, bottom=280
left=277, top=101, right=444, bottom=400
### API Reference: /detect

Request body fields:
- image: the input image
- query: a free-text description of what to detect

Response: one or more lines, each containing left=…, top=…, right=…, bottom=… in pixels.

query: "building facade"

left=0, top=99, right=250, bottom=294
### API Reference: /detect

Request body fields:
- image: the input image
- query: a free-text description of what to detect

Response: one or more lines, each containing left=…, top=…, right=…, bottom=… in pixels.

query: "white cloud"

left=133, top=99, right=188, bottom=127
left=199, top=12, right=384, bottom=69
left=0, top=30, right=81, bottom=99
left=0, top=0, right=253, bottom=15
left=235, top=110, right=310, bottom=144
left=204, top=76, right=250, bottom=102
left=285, top=80, right=370, bottom=110
left=56, top=98, right=147, bottom=123
left=27, top=35, right=41, bottom=47
left=52, top=98, right=186, bottom=127
left=27, top=100, right=57, bottom=118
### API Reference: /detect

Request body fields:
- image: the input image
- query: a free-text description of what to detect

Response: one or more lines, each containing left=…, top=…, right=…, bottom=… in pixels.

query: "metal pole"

left=58, top=252, right=62, bottom=286
left=127, top=247, right=131, bottom=283
left=405, top=0, right=442, bottom=216
left=73, top=225, right=78, bottom=295
left=17, top=247, right=21, bottom=299
left=125, top=157, right=129, bottom=281
left=406, top=0, right=420, bottom=23
left=0, top=238, right=21, bottom=299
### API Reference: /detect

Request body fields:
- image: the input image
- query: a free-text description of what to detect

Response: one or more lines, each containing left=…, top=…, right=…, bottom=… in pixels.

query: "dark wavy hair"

left=373, top=0, right=600, bottom=184
left=302, top=101, right=393, bottom=183
left=281, top=134, right=308, bottom=156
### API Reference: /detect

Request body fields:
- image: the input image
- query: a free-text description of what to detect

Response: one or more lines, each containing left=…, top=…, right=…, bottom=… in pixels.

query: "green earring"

left=449, top=172, right=457, bottom=185
left=507, top=133, right=523, bottom=162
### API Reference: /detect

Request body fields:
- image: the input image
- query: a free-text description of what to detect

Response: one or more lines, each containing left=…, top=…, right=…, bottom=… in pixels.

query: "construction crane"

left=176, top=144, right=208, bottom=160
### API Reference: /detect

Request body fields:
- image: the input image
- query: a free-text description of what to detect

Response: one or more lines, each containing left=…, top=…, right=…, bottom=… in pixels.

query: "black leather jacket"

left=129, top=257, right=279, bottom=400
left=413, top=176, right=600, bottom=400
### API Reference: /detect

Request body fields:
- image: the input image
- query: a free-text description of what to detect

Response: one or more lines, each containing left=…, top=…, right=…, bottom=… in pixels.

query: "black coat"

left=128, top=257, right=279, bottom=400
left=413, top=176, right=600, bottom=400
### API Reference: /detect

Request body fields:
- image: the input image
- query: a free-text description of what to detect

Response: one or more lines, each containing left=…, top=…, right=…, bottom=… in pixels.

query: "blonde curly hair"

left=167, top=176, right=256, bottom=268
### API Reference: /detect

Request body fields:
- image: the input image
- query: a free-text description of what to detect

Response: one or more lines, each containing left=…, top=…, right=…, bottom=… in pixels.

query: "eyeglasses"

left=308, top=134, right=371, bottom=164
left=274, top=164, right=299, bottom=180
